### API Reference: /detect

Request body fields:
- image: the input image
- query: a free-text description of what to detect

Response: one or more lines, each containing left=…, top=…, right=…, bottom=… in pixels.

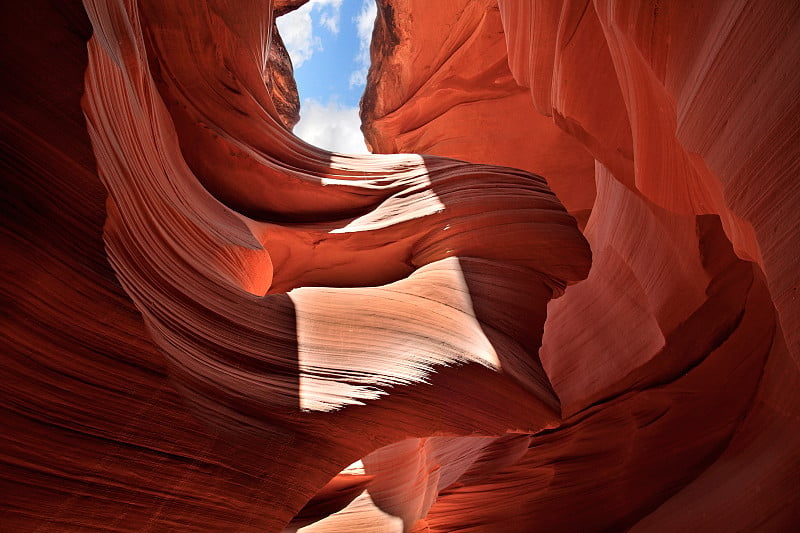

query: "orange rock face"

left=1, top=1, right=798, bottom=532
left=363, top=1, right=800, bottom=530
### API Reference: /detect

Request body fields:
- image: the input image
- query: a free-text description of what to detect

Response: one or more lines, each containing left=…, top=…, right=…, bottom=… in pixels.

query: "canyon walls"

left=1, top=0, right=798, bottom=531
left=361, top=1, right=799, bottom=530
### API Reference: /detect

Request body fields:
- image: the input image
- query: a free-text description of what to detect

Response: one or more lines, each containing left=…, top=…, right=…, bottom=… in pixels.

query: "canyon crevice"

left=1, top=0, right=798, bottom=531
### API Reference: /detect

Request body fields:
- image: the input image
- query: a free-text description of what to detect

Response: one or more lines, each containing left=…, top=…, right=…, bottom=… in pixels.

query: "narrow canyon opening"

left=276, top=0, right=376, bottom=153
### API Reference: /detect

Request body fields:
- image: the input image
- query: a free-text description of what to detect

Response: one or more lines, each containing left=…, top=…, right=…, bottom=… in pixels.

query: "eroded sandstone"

left=1, top=0, right=798, bottom=531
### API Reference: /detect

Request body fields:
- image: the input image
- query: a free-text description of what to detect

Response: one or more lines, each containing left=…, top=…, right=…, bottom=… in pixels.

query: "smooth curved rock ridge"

left=77, top=0, right=588, bottom=529
left=361, top=0, right=598, bottom=228
left=84, top=0, right=589, bottom=414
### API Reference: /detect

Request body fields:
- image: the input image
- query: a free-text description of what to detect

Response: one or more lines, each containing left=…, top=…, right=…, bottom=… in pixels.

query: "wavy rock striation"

left=362, top=1, right=800, bottom=531
left=1, top=0, right=798, bottom=531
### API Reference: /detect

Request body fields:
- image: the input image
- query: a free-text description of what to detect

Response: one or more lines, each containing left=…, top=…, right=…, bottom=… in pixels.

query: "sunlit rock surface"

left=1, top=0, right=798, bottom=532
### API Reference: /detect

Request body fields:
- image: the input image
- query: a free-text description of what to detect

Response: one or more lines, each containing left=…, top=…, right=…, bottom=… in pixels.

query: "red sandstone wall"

left=361, top=0, right=800, bottom=531
left=1, top=0, right=798, bottom=531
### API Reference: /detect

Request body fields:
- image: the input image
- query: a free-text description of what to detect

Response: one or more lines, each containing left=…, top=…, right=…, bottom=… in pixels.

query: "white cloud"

left=294, top=98, right=370, bottom=154
left=349, top=0, right=377, bottom=88
left=276, top=3, right=318, bottom=68
left=355, top=1, right=377, bottom=47
left=276, top=0, right=343, bottom=67
left=319, top=14, right=338, bottom=33
left=317, top=0, right=343, bottom=34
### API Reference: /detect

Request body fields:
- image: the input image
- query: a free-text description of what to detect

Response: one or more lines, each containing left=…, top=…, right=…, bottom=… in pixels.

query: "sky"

left=276, top=0, right=377, bottom=154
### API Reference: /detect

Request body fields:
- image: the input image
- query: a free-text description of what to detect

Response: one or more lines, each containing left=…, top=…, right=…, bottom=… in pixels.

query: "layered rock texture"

left=1, top=0, right=798, bottom=531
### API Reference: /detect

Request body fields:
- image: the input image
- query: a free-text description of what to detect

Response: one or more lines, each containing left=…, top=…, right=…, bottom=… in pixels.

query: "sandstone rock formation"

left=1, top=0, right=798, bottom=532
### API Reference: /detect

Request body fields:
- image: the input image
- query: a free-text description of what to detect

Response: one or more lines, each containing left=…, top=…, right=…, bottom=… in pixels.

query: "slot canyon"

left=1, top=0, right=798, bottom=531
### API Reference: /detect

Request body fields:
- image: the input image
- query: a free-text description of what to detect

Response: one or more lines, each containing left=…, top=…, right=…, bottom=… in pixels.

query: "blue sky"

left=276, top=0, right=376, bottom=153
